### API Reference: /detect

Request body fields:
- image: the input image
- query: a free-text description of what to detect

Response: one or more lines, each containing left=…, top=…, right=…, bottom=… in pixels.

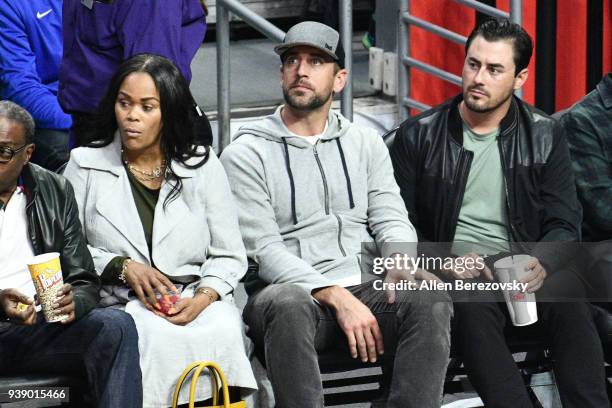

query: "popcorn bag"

left=27, top=253, right=68, bottom=323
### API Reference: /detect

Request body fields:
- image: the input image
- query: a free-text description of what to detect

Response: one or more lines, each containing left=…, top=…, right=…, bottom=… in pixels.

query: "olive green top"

left=100, top=165, right=160, bottom=284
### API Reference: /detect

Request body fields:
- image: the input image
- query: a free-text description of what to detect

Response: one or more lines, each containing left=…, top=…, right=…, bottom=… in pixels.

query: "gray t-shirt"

left=452, top=123, right=510, bottom=257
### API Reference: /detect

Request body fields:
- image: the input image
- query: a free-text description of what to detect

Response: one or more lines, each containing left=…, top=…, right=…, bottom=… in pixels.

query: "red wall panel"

left=409, top=0, right=472, bottom=113
left=407, top=0, right=605, bottom=115
left=408, top=0, right=538, bottom=113
left=555, top=0, right=588, bottom=110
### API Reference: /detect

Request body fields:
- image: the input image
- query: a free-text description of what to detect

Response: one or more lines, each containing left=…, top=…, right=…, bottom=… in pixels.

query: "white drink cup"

left=494, top=255, right=538, bottom=326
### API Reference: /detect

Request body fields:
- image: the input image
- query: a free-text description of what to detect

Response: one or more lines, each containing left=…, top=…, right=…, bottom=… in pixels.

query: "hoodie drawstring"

left=282, top=138, right=298, bottom=225
left=282, top=136, right=355, bottom=225
left=335, top=139, right=355, bottom=209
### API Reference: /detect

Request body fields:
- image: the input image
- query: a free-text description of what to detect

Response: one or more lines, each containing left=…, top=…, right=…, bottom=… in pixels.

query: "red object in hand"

left=157, top=291, right=181, bottom=315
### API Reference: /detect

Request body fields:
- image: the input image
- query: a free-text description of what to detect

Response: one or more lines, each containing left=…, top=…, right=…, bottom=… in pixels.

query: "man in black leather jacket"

left=0, top=100, right=142, bottom=407
left=390, top=19, right=608, bottom=407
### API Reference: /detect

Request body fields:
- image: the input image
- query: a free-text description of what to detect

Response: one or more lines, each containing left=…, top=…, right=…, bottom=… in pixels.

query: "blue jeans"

left=244, top=281, right=453, bottom=408
left=0, top=308, right=142, bottom=408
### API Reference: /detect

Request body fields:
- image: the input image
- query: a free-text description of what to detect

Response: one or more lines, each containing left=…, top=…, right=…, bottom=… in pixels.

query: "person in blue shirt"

left=59, top=0, right=207, bottom=147
left=0, top=0, right=70, bottom=171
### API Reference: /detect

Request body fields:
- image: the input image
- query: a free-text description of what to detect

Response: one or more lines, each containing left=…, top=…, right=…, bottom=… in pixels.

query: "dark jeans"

left=244, top=281, right=453, bottom=408
left=30, top=128, right=70, bottom=172
left=452, top=268, right=609, bottom=408
left=0, top=308, right=142, bottom=408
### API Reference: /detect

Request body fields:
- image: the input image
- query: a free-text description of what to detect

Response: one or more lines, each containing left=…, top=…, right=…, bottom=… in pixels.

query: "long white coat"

left=63, top=135, right=257, bottom=407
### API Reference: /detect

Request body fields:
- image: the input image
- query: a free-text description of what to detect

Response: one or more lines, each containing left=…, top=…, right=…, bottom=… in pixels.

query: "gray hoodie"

left=221, top=107, right=417, bottom=293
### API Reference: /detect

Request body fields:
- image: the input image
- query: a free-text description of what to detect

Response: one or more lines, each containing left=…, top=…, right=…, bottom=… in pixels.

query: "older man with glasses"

left=0, top=100, right=143, bottom=408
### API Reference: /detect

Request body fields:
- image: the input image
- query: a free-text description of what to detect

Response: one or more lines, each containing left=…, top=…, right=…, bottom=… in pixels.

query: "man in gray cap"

left=221, top=21, right=452, bottom=407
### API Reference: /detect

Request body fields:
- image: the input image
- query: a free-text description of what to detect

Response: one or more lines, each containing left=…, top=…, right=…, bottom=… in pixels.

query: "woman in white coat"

left=63, top=54, right=257, bottom=407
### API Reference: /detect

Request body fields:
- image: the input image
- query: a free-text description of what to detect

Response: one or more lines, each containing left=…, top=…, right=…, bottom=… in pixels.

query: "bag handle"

left=172, top=361, right=231, bottom=408
left=190, top=363, right=219, bottom=408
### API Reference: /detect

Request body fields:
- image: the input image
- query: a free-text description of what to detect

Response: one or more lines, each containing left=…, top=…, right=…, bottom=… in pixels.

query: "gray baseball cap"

left=274, top=21, right=345, bottom=67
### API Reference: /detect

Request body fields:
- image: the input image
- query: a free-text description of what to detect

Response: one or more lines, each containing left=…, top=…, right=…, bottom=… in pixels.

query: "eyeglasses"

left=0, top=143, right=28, bottom=164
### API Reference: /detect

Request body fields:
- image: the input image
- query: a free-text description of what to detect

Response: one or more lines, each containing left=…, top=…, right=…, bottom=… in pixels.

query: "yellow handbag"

left=172, top=361, right=247, bottom=408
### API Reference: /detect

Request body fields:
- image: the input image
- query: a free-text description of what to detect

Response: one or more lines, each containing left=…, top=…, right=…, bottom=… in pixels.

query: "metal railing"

left=215, top=0, right=354, bottom=152
left=398, top=0, right=522, bottom=122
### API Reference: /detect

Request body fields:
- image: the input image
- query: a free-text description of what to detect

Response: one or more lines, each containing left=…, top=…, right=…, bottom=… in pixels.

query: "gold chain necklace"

left=121, top=150, right=166, bottom=182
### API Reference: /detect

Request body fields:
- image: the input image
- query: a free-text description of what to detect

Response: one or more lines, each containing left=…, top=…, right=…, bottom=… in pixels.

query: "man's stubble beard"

left=463, top=86, right=514, bottom=114
left=283, top=87, right=333, bottom=112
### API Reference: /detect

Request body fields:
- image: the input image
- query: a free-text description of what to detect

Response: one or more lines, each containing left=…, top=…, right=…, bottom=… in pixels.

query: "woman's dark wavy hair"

left=81, top=53, right=213, bottom=208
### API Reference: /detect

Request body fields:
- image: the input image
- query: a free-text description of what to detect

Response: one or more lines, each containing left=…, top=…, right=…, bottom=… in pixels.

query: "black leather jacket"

left=20, top=163, right=100, bottom=320
left=390, top=95, right=582, bottom=273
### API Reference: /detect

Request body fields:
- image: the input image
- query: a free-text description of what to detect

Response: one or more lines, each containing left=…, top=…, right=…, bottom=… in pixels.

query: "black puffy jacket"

left=390, top=95, right=582, bottom=273
left=21, top=163, right=100, bottom=320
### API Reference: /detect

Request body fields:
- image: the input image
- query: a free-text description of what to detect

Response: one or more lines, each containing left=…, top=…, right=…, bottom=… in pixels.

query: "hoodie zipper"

left=313, top=142, right=346, bottom=256
left=313, top=143, right=330, bottom=215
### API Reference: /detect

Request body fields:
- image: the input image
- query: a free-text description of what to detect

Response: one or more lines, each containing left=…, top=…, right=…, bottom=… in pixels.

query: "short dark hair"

left=465, top=18, right=533, bottom=75
left=0, top=100, right=35, bottom=144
